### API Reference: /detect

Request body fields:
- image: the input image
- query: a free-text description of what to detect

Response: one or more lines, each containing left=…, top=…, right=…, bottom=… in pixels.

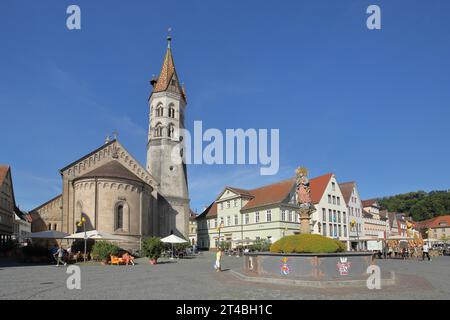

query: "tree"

left=378, top=190, right=450, bottom=221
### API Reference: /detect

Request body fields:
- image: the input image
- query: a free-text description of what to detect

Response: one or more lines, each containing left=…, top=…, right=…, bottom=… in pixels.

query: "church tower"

left=146, top=35, right=190, bottom=238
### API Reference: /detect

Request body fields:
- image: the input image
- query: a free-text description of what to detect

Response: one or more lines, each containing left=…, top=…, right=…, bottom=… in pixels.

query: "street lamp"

left=351, top=219, right=359, bottom=251
left=77, top=216, right=87, bottom=263
left=216, top=222, right=224, bottom=249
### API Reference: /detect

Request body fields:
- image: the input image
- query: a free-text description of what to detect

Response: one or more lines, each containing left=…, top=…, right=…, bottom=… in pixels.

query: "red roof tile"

left=338, top=181, right=355, bottom=205
left=151, top=43, right=186, bottom=101
left=310, top=173, right=333, bottom=204
left=242, top=178, right=295, bottom=210
left=418, top=215, right=450, bottom=229
left=198, top=202, right=218, bottom=219
left=198, top=173, right=336, bottom=218
left=225, top=186, right=253, bottom=198
left=0, top=165, right=10, bottom=186
left=362, top=199, right=378, bottom=208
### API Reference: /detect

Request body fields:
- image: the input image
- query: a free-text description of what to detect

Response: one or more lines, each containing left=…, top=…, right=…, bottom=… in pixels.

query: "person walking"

left=56, top=245, right=67, bottom=266
left=214, top=248, right=223, bottom=272
left=422, top=242, right=431, bottom=261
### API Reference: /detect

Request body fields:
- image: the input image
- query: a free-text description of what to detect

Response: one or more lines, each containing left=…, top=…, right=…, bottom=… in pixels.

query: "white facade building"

left=339, top=182, right=364, bottom=250
left=310, top=173, right=350, bottom=249
left=197, top=173, right=351, bottom=250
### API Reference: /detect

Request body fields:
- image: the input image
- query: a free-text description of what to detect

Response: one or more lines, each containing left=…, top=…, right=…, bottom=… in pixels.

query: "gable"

left=310, top=173, right=333, bottom=204
left=0, top=165, right=16, bottom=206
left=59, top=140, right=158, bottom=188
left=216, top=187, right=252, bottom=202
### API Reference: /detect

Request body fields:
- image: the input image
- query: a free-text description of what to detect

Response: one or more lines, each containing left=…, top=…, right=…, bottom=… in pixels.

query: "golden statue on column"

left=296, top=167, right=316, bottom=234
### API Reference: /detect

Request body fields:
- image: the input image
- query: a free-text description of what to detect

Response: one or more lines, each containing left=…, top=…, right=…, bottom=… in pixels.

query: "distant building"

left=189, top=210, right=197, bottom=245
left=310, top=173, right=350, bottom=249
left=196, top=179, right=298, bottom=249
left=361, top=199, right=388, bottom=242
left=418, top=215, right=450, bottom=241
left=339, top=181, right=364, bottom=250
left=0, top=165, right=15, bottom=244
left=13, top=209, right=32, bottom=244
left=196, top=173, right=351, bottom=250
left=385, top=211, right=399, bottom=237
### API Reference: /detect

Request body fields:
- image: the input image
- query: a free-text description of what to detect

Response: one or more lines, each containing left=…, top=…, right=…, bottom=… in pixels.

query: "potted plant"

left=142, top=237, right=163, bottom=264
left=91, top=241, right=119, bottom=265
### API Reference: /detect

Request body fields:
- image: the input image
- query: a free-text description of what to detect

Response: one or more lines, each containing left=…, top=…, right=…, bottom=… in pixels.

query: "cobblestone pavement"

left=0, top=252, right=449, bottom=299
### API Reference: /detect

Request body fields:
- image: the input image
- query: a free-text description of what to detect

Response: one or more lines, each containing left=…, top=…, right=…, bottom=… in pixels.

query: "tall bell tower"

left=146, top=35, right=189, bottom=238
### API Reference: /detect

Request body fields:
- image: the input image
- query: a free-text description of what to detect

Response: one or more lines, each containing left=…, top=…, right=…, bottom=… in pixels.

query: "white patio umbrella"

left=29, top=230, right=69, bottom=239
left=161, top=234, right=188, bottom=259
left=64, top=230, right=130, bottom=263
left=64, top=230, right=127, bottom=241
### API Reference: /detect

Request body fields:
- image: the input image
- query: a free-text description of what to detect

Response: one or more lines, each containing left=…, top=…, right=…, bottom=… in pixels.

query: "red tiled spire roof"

left=0, top=165, right=10, bottom=186
left=151, top=37, right=186, bottom=101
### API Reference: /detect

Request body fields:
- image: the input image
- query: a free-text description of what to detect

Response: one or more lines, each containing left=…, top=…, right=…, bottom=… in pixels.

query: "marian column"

left=296, top=167, right=316, bottom=234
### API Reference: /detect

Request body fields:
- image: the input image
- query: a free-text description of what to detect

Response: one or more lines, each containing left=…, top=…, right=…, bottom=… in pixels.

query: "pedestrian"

left=422, top=243, right=431, bottom=261
left=214, top=248, right=223, bottom=272
left=56, top=245, right=67, bottom=266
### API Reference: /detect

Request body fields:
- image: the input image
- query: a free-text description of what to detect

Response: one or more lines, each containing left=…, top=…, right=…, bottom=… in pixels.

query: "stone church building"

left=30, top=37, right=190, bottom=250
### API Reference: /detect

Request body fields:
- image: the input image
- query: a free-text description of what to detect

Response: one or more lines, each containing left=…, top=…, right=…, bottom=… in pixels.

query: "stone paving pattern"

left=0, top=252, right=449, bottom=299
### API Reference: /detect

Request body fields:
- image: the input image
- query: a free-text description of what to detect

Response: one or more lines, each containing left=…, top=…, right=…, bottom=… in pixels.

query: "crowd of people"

left=375, top=240, right=448, bottom=261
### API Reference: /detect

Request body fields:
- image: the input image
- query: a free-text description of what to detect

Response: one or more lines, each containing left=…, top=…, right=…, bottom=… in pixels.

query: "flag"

left=77, top=214, right=87, bottom=227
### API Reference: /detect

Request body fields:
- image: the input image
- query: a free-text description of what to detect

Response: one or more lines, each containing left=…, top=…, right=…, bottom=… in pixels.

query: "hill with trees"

left=377, top=190, right=450, bottom=222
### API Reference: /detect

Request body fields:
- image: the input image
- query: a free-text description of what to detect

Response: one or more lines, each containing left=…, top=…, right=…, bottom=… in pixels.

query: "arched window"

left=156, top=104, right=164, bottom=117
left=168, top=124, right=175, bottom=138
left=168, top=106, right=175, bottom=118
left=154, top=123, right=163, bottom=137
left=116, top=204, right=123, bottom=230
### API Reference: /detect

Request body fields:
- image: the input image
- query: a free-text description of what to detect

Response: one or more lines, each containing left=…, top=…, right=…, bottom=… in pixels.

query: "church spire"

left=151, top=32, right=186, bottom=101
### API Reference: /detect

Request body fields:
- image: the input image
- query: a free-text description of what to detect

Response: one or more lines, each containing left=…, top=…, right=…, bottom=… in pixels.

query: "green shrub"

left=142, top=237, right=163, bottom=260
left=218, top=241, right=231, bottom=250
left=91, top=241, right=120, bottom=261
left=270, top=234, right=346, bottom=254
left=334, top=240, right=347, bottom=252
left=174, top=242, right=190, bottom=251
left=251, top=239, right=271, bottom=252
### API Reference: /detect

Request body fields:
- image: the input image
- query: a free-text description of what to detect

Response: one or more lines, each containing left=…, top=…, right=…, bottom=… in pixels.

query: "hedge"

left=270, top=234, right=346, bottom=253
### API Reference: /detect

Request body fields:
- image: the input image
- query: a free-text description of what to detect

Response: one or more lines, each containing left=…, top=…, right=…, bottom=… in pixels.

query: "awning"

left=29, top=230, right=70, bottom=239
left=160, top=234, right=188, bottom=244
left=64, top=230, right=128, bottom=241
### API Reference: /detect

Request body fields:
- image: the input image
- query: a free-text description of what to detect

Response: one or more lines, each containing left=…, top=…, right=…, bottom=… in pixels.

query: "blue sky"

left=1, top=0, right=449, bottom=213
